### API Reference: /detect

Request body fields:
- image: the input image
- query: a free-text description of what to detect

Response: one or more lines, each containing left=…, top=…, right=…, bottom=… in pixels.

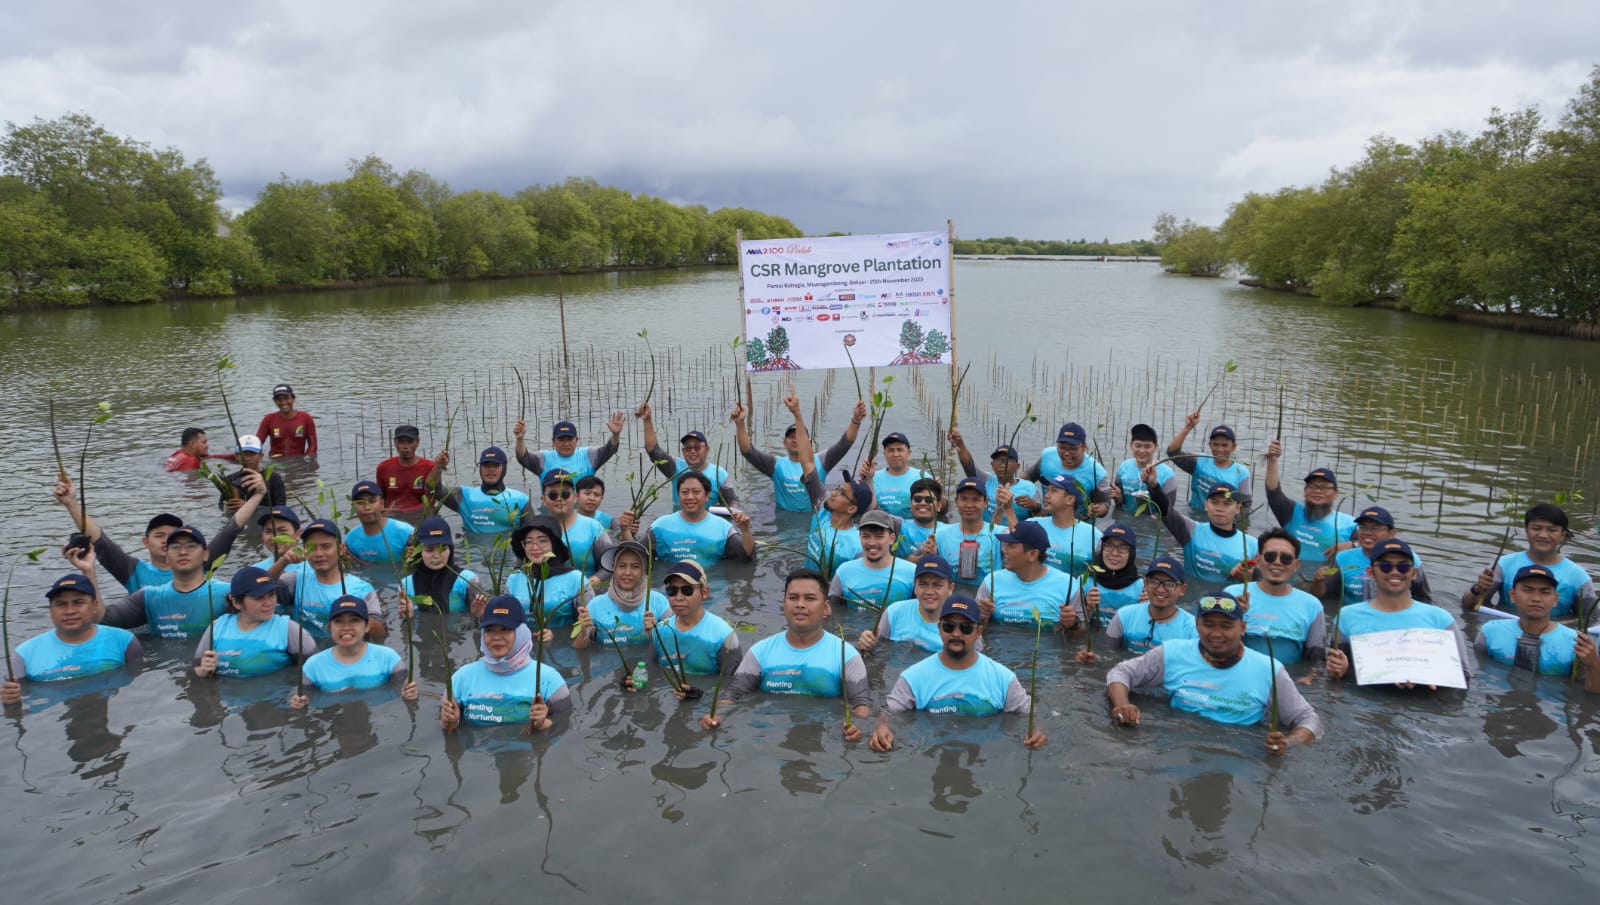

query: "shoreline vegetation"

left=1, top=113, right=802, bottom=310
left=1153, top=64, right=1600, bottom=336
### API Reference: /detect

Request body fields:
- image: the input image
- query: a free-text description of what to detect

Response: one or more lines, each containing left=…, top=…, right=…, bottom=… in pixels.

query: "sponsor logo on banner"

left=829, top=304, right=843, bottom=310
left=840, top=293, right=855, bottom=301
left=816, top=314, right=829, bottom=321
left=761, top=307, right=771, bottom=314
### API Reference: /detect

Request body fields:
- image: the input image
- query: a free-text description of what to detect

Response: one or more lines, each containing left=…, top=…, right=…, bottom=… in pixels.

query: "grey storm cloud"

left=2, top=0, right=1595, bottom=239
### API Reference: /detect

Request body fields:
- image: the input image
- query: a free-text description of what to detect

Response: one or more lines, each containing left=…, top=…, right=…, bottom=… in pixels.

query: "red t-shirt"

left=166, top=449, right=201, bottom=471
left=257, top=411, right=318, bottom=456
left=376, top=456, right=435, bottom=511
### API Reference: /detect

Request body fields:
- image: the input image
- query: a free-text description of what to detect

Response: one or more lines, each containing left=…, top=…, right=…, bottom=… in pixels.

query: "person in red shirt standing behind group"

left=257, top=383, right=317, bottom=458
left=376, top=425, right=435, bottom=514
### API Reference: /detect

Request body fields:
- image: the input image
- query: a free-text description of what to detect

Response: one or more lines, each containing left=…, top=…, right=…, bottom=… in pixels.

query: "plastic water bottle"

left=632, top=661, right=648, bottom=691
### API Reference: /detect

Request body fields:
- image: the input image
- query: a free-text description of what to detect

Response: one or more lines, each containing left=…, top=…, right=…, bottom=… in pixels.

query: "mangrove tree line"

left=0, top=113, right=801, bottom=305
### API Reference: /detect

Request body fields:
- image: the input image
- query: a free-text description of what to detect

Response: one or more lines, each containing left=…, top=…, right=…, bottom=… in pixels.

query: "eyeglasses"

left=1374, top=560, right=1413, bottom=574
left=1197, top=596, right=1241, bottom=614
left=664, top=584, right=698, bottom=597
left=166, top=541, right=203, bottom=553
left=911, top=494, right=937, bottom=504
left=1148, top=577, right=1181, bottom=590
left=1260, top=551, right=1296, bottom=564
left=544, top=489, right=573, bottom=500
left=939, top=620, right=977, bottom=635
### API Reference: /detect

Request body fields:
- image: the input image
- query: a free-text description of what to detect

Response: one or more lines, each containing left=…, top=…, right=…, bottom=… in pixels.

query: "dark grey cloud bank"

left=3, top=1, right=1595, bottom=238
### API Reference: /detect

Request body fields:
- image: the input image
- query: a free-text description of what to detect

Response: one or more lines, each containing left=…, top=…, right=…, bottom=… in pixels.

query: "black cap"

left=393, top=424, right=420, bottom=440
left=145, top=513, right=183, bottom=535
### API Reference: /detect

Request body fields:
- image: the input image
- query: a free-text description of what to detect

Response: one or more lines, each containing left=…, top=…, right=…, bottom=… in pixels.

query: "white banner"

left=1350, top=628, right=1468, bottom=689
left=739, top=231, right=952, bottom=372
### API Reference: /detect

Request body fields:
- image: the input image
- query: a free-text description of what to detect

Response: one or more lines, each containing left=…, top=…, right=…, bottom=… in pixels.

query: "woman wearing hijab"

left=1082, top=524, right=1144, bottom=629
left=440, top=596, right=570, bottom=731
left=507, top=515, right=595, bottom=630
left=574, top=541, right=670, bottom=648
left=401, top=517, right=483, bottom=613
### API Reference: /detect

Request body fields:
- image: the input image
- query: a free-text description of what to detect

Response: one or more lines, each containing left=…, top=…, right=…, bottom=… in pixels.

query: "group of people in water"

left=7, top=378, right=1598, bottom=760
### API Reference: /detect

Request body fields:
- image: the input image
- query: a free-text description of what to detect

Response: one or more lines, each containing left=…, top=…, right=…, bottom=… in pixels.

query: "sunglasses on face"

left=1197, top=596, right=1241, bottom=614
left=545, top=489, right=573, bottom=500
left=1374, top=560, right=1413, bottom=574
left=940, top=619, right=977, bottom=635
left=911, top=494, right=937, bottom=504
left=664, top=584, right=697, bottom=597
left=1260, top=550, right=1296, bottom=564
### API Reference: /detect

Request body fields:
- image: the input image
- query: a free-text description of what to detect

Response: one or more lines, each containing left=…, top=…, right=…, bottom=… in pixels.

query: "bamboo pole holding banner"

left=946, top=219, right=960, bottom=427
left=734, top=228, right=754, bottom=437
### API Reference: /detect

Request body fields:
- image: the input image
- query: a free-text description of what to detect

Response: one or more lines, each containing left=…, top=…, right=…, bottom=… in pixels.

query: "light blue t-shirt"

left=749, top=632, right=860, bottom=697
left=653, top=611, right=736, bottom=675
left=289, top=573, right=378, bottom=637
left=142, top=579, right=232, bottom=639
left=206, top=613, right=297, bottom=677
left=1116, top=459, right=1175, bottom=510
left=1035, top=451, right=1107, bottom=517
left=1183, top=524, right=1257, bottom=585
left=1112, top=604, right=1198, bottom=654
left=1489, top=552, right=1593, bottom=619
left=1479, top=620, right=1580, bottom=676
left=873, top=468, right=929, bottom=519
left=15, top=626, right=136, bottom=682
left=809, top=524, right=864, bottom=576
left=649, top=511, right=737, bottom=565
left=833, top=557, right=916, bottom=609
left=1187, top=458, right=1251, bottom=511
left=538, top=448, right=596, bottom=481
left=1084, top=576, right=1144, bottom=629
left=898, top=653, right=1020, bottom=715
left=452, top=660, right=568, bottom=725
left=669, top=461, right=734, bottom=509
left=1226, top=582, right=1325, bottom=665
left=876, top=599, right=944, bottom=652
left=456, top=486, right=530, bottom=534
left=771, top=454, right=826, bottom=512
left=934, top=522, right=1000, bottom=585
left=1028, top=518, right=1101, bottom=576
left=555, top=515, right=608, bottom=573
left=893, top=520, right=940, bottom=559
left=1283, top=504, right=1356, bottom=567
left=1162, top=640, right=1278, bottom=726
left=301, top=643, right=403, bottom=691
left=507, top=568, right=589, bottom=628
left=982, top=475, right=1041, bottom=523
left=344, top=519, right=415, bottom=565
left=586, top=590, right=672, bottom=645
left=984, top=568, right=1079, bottom=626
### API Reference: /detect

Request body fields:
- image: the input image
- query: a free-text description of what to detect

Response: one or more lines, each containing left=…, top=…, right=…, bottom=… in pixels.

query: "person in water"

left=98, top=525, right=237, bottom=640
left=1224, top=528, right=1327, bottom=667
left=428, top=445, right=530, bottom=536
left=975, top=519, right=1082, bottom=630
left=829, top=509, right=916, bottom=610
left=269, top=518, right=387, bottom=641
left=375, top=424, right=434, bottom=514
left=1325, top=538, right=1471, bottom=690
left=699, top=569, right=872, bottom=739
left=294, top=594, right=419, bottom=705
left=574, top=475, right=612, bottom=529
left=869, top=595, right=1047, bottom=751
left=216, top=434, right=287, bottom=511
left=1078, top=556, right=1198, bottom=660
left=638, top=402, right=741, bottom=509
left=344, top=480, right=415, bottom=567
left=1109, top=423, right=1178, bottom=516
left=440, top=596, right=570, bottom=733
left=1023, top=422, right=1110, bottom=519
left=1464, top=503, right=1596, bottom=623
left=1143, top=474, right=1256, bottom=585
left=856, top=554, right=962, bottom=654
left=734, top=394, right=866, bottom=512
left=1474, top=564, right=1600, bottom=689
left=1106, top=592, right=1322, bottom=756
left=165, top=427, right=236, bottom=472
left=191, top=566, right=318, bottom=679
left=618, top=472, right=754, bottom=564
left=949, top=428, right=1040, bottom=524
left=1262, top=440, right=1354, bottom=568
left=401, top=516, right=483, bottom=614
left=1079, top=522, right=1144, bottom=629
left=534, top=469, right=614, bottom=574
left=1315, top=505, right=1431, bottom=607
left=257, top=383, right=317, bottom=457
left=2, top=570, right=142, bottom=707
left=645, top=559, right=742, bottom=690
left=1166, top=411, right=1252, bottom=511
left=507, top=516, right=595, bottom=631
left=574, top=542, right=671, bottom=649
left=513, top=413, right=624, bottom=482
left=1027, top=474, right=1102, bottom=576
left=933, top=476, right=1000, bottom=585
left=869, top=431, right=931, bottom=519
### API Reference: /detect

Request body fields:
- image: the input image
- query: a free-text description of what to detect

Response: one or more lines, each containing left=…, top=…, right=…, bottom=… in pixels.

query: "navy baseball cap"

left=329, top=594, right=370, bottom=622
left=46, top=573, right=96, bottom=599
left=393, top=424, right=420, bottom=440
left=953, top=476, right=987, bottom=497
left=256, top=506, right=300, bottom=529
left=939, top=594, right=981, bottom=622
left=914, top=554, right=953, bottom=582
left=542, top=468, right=576, bottom=488
left=301, top=518, right=341, bottom=541
left=552, top=421, right=578, bottom=439
left=664, top=560, right=710, bottom=587
left=416, top=516, right=453, bottom=546
left=350, top=480, right=383, bottom=500
left=145, top=513, right=184, bottom=535
left=784, top=424, right=799, bottom=436
left=1129, top=423, right=1158, bottom=443
left=479, top=446, right=509, bottom=465
left=1368, top=537, right=1414, bottom=562
left=272, top=383, right=295, bottom=398
left=881, top=432, right=910, bottom=448
left=680, top=430, right=708, bottom=444
left=1101, top=523, right=1138, bottom=548
left=1045, top=474, right=1082, bottom=497
left=1197, top=591, right=1246, bottom=620
left=1209, top=425, right=1236, bottom=441
left=1356, top=506, right=1394, bottom=527
left=165, top=525, right=207, bottom=547
left=1304, top=468, right=1338, bottom=487
left=1512, top=564, right=1558, bottom=587
left=990, top=444, right=1020, bottom=461
left=839, top=474, right=873, bottom=513
left=1207, top=482, right=1239, bottom=500
left=997, top=520, right=1050, bottom=552
left=1146, top=557, right=1186, bottom=583
left=229, top=566, right=277, bottom=598
left=1056, top=422, right=1086, bottom=445
left=480, top=595, right=525, bottom=629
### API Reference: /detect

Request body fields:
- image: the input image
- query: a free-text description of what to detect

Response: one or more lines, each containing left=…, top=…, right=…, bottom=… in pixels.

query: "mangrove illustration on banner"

left=739, top=231, right=953, bottom=371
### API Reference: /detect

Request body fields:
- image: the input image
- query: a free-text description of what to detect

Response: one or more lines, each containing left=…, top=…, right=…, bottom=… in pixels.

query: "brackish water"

left=1, top=261, right=1598, bottom=903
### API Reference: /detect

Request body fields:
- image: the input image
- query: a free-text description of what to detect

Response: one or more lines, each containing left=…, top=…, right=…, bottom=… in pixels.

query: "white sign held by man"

left=738, top=231, right=953, bottom=372
left=1349, top=628, right=1468, bottom=689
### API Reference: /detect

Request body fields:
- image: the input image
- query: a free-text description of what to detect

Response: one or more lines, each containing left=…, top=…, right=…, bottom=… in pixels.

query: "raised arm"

left=591, top=410, right=624, bottom=471
left=1262, top=440, right=1294, bottom=526
left=948, top=428, right=979, bottom=477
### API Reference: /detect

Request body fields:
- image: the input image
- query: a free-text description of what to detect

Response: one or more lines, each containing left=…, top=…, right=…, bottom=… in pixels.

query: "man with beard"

left=1262, top=439, right=1355, bottom=568
left=1107, top=592, right=1323, bottom=755
left=868, top=595, right=1046, bottom=750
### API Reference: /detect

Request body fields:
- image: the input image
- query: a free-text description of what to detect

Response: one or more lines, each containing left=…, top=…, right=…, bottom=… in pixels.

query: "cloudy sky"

left=3, top=1, right=1595, bottom=239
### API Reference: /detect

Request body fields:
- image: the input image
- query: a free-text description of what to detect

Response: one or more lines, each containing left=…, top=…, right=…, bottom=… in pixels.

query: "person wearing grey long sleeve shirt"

left=735, top=398, right=866, bottom=511
left=1107, top=593, right=1322, bottom=756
